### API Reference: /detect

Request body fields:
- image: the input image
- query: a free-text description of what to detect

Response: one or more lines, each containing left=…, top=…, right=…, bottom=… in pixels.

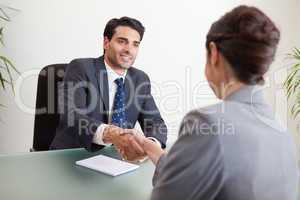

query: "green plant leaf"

left=284, top=69, right=297, bottom=87
left=286, top=76, right=299, bottom=99
left=0, top=56, right=20, bottom=74
left=0, top=71, right=6, bottom=89
left=3, top=60, right=14, bottom=92
left=284, top=47, right=300, bottom=119
left=0, top=64, right=6, bottom=69
left=0, top=7, right=10, bottom=21
left=291, top=103, right=300, bottom=119
left=294, top=47, right=300, bottom=57
left=0, top=6, right=20, bottom=22
left=0, top=26, right=4, bottom=46
left=0, top=55, right=19, bottom=93
left=0, top=103, right=6, bottom=107
left=0, top=5, right=20, bottom=109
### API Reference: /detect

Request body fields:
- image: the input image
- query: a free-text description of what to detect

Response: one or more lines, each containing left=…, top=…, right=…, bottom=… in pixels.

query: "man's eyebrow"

left=116, top=37, right=140, bottom=44
left=116, top=37, right=128, bottom=41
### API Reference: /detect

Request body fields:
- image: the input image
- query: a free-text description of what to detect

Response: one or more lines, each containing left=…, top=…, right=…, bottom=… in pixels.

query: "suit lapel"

left=124, top=68, right=136, bottom=118
left=94, top=56, right=109, bottom=111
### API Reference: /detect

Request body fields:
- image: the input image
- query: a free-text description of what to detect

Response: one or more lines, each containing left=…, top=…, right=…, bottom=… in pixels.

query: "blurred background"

left=0, top=0, right=299, bottom=156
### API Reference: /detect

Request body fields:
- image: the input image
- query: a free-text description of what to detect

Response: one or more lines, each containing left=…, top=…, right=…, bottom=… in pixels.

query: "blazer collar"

left=94, top=56, right=109, bottom=111
left=124, top=67, right=136, bottom=109
left=225, top=85, right=266, bottom=105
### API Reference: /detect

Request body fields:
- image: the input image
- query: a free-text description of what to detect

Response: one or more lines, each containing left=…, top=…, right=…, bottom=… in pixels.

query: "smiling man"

left=50, top=17, right=167, bottom=161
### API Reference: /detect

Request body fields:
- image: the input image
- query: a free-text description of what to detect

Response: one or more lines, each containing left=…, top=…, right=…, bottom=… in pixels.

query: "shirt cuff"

left=92, top=124, right=111, bottom=146
left=147, top=137, right=161, bottom=147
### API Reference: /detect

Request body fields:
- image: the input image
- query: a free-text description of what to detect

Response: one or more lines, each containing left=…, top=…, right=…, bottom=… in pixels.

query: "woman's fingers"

left=129, top=136, right=145, bottom=155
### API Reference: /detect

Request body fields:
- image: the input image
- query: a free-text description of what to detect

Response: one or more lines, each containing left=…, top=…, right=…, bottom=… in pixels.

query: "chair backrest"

left=32, top=64, right=67, bottom=151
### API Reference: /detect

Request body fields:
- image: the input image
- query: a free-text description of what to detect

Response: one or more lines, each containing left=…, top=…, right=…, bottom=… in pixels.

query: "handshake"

left=102, top=125, right=165, bottom=165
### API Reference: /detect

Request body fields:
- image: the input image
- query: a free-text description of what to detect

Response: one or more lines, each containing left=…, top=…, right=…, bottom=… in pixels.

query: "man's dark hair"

left=103, top=16, right=145, bottom=41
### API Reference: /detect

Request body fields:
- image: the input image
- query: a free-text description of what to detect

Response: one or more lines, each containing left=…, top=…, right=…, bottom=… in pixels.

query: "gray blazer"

left=151, top=86, right=298, bottom=200
left=50, top=56, right=167, bottom=151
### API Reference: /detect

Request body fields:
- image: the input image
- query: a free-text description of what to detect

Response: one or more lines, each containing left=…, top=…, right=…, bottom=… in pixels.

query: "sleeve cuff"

left=147, top=137, right=161, bottom=147
left=92, top=124, right=111, bottom=146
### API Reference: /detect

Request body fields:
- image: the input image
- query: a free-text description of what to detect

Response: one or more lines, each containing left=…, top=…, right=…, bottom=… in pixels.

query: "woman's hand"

left=130, top=132, right=165, bottom=165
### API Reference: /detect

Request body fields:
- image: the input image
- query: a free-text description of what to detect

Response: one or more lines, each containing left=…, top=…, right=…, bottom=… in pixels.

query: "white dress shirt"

left=92, top=61, right=160, bottom=146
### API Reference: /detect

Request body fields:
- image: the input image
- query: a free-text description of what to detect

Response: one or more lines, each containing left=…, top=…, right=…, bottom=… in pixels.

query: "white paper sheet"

left=75, top=155, right=140, bottom=177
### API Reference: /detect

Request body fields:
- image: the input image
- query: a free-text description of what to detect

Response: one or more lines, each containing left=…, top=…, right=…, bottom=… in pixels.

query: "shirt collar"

left=104, top=60, right=127, bottom=83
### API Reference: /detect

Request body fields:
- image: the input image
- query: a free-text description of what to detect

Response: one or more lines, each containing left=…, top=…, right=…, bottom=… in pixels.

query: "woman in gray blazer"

left=132, top=5, right=298, bottom=200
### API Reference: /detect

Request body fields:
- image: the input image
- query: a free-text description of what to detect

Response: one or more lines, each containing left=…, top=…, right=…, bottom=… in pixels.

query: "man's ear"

left=103, top=36, right=110, bottom=50
left=209, top=42, right=219, bottom=67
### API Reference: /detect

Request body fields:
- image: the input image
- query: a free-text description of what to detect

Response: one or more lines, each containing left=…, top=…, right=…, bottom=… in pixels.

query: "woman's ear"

left=209, top=42, right=219, bottom=67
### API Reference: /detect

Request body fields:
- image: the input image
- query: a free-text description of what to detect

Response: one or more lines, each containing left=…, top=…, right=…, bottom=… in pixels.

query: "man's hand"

left=118, top=133, right=147, bottom=161
left=102, top=125, right=124, bottom=144
left=133, top=133, right=165, bottom=165
left=103, top=126, right=147, bottom=161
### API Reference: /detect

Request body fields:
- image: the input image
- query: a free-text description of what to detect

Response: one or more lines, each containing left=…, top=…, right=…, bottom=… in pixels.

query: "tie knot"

left=114, top=78, right=124, bottom=87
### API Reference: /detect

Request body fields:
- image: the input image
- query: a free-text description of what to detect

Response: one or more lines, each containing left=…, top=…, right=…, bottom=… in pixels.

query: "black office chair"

left=31, top=64, right=67, bottom=151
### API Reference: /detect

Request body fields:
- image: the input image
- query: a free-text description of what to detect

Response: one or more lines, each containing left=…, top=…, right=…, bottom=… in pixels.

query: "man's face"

left=104, top=26, right=141, bottom=69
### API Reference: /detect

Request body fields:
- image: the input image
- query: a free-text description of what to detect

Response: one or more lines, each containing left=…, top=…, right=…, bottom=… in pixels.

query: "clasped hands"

left=103, top=125, right=164, bottom=164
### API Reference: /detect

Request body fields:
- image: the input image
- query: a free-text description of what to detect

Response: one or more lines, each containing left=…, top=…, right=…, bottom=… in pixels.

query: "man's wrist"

left=103, top=126, right=112, bottom=143
left=93, top=124, right=110, bottom=146
left=103, top=125, right=119, bottom=143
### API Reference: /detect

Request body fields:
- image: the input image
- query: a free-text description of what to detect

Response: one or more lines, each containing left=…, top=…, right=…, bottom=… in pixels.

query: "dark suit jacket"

left=50, top=56, right=167, bottom=152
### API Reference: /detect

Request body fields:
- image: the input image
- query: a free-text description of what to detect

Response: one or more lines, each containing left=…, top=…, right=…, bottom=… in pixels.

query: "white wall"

left=0, top=0, right=300, bottom=154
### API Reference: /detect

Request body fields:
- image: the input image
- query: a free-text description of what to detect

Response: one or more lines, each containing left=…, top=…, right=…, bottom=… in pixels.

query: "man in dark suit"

left=50, top=17, right=167, bottom=161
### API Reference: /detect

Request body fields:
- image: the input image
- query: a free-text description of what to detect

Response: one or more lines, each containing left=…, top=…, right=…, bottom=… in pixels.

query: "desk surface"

left=0, top=147, right=155, bottom=200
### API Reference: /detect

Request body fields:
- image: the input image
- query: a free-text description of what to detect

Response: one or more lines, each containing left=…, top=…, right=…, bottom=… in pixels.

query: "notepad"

left=76, top=155, right=140, bottom=176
